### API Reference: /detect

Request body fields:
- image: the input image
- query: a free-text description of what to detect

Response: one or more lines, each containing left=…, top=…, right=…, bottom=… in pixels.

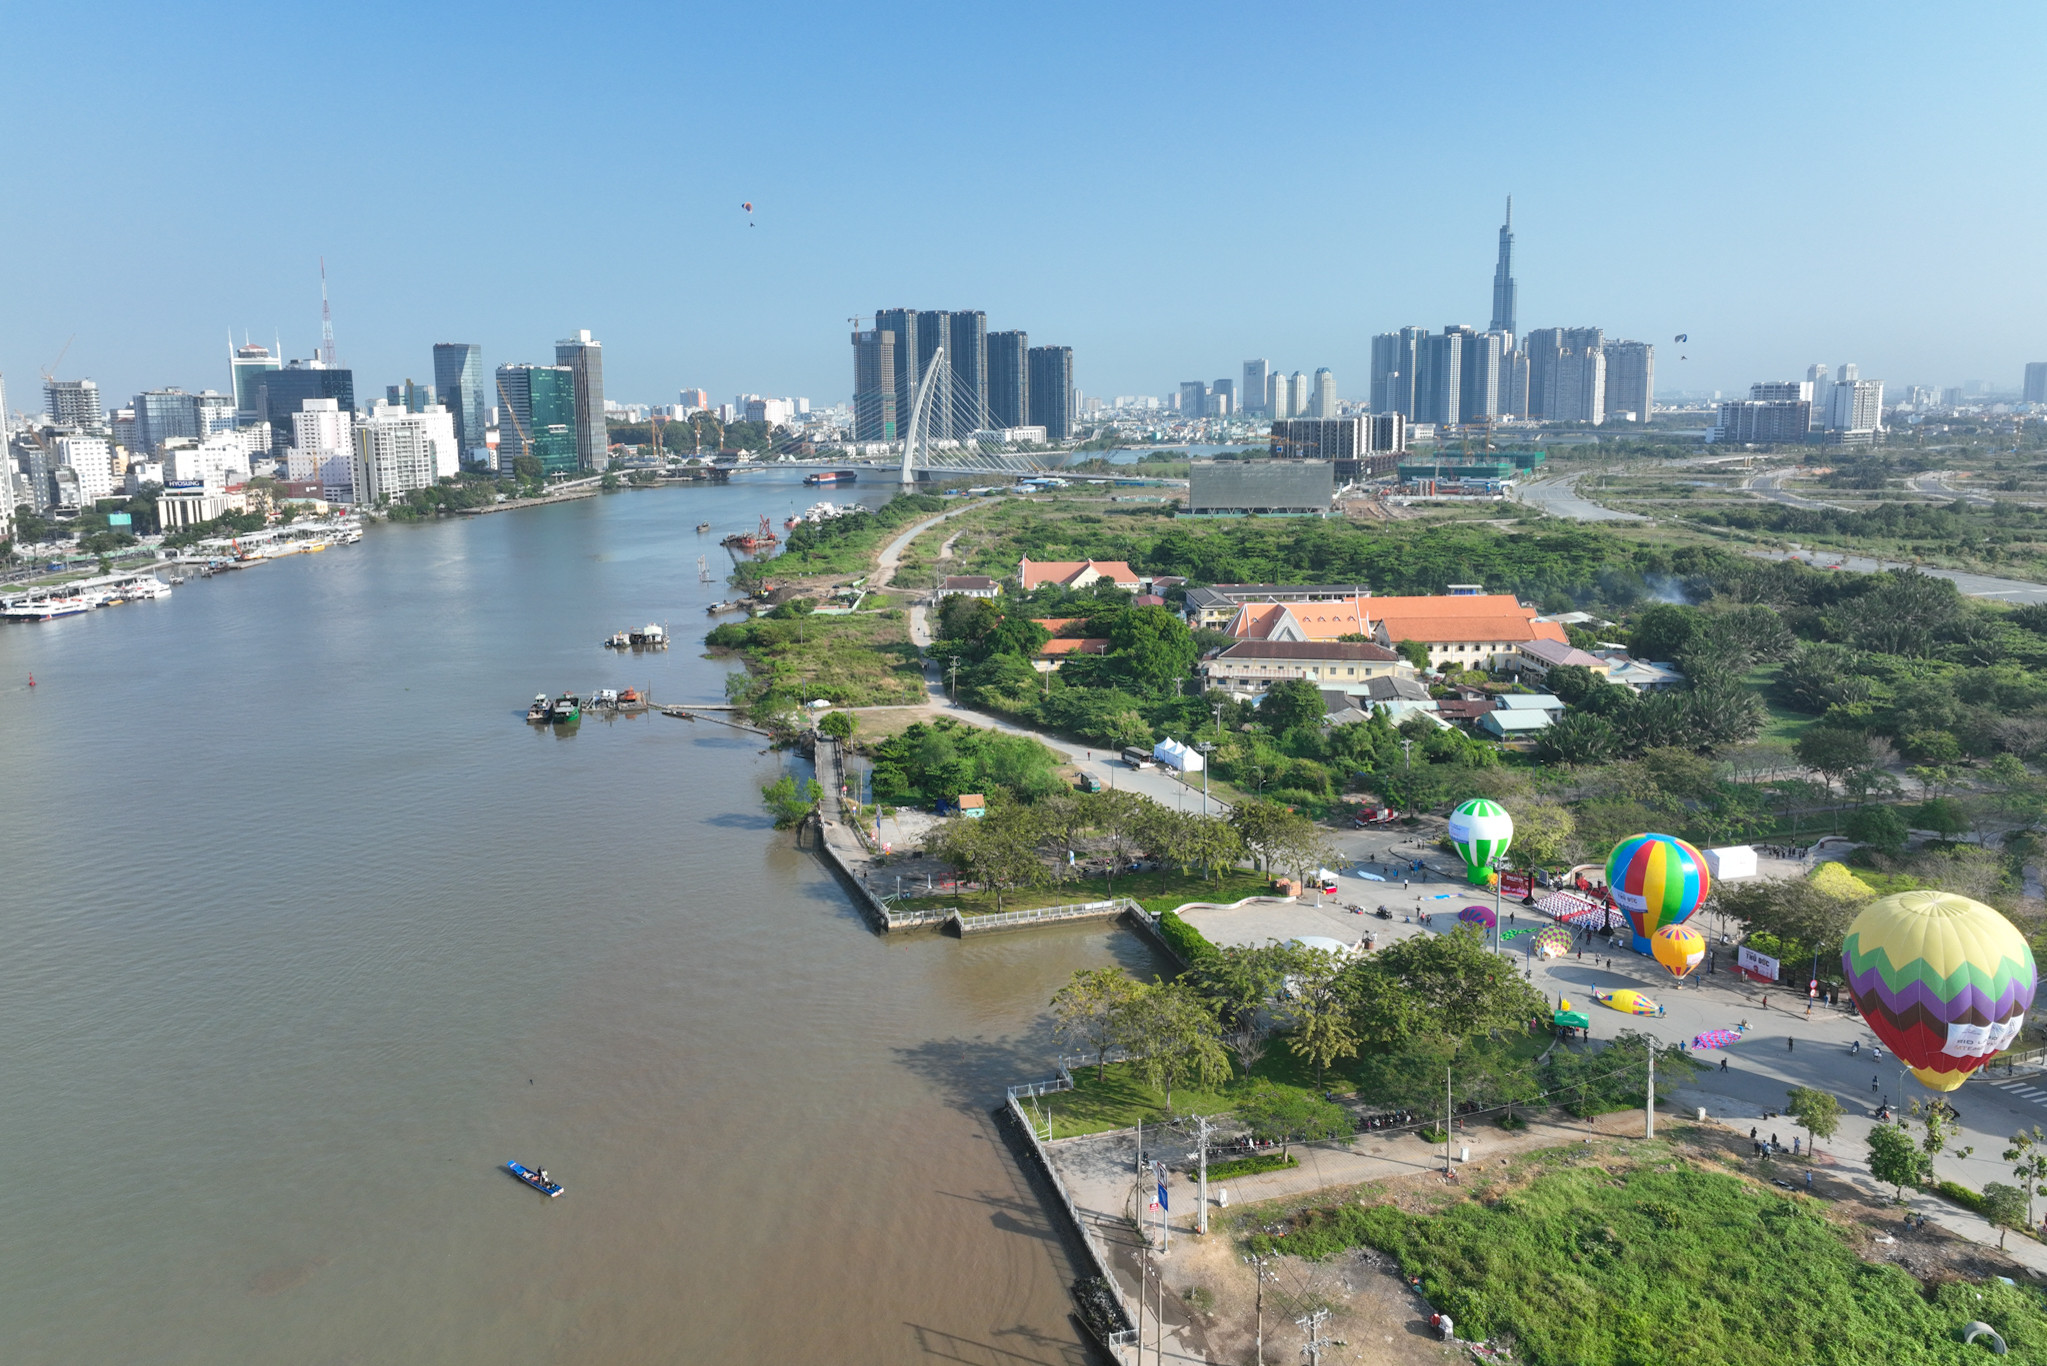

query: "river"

left=0, top=477, right=1162, bottom=1363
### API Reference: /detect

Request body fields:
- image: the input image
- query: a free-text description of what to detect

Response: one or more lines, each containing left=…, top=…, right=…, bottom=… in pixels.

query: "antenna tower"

left=319, top=257, right=337, bottom=366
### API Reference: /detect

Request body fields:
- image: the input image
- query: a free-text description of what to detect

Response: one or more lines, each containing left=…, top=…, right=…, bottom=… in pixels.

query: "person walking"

left=1719, top=1056, right=1729, bottom=1072
left=1787, top=1037, right=1795, bottom=1052
left=1872, top=1075, right=1880, bottom=1093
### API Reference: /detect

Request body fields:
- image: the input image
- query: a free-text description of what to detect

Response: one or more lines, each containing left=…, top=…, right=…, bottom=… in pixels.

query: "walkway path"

left=1748, top=548, right=2047, bottom=604
left=1514, top=473, right=1648, bottom=522
left=869, top=502, right=983, bottom=591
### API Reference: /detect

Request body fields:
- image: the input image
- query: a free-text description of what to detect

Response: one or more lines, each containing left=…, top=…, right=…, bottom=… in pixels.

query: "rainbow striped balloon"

left=1842, top=890, right=2036, bottom=1092
left=1606, top=833, right=1709, bottom=940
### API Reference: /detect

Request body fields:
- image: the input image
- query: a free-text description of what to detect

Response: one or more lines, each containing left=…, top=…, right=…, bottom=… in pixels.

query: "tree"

left=1785, top=1086, right=1841, bottom=1153
left=1535, top=712, right=1619, bottom=766
left=2002, top=1126, right=2047, bottom=1231
left=818, top=710, right=857, bottom=741
left=1121, top=981, right=1232, bottom=1113
left=1396, top=638, right=1433, bottom=672
left=1105, top=605, right=1198, bottom=698
left=1233, top=1084, right=1351, bottom=1158
left=1191, top=943, right=1294, bottom=1034
left=1346, top=926, right=1548, bottom=1051
left=1543, top=664, right=1603, bottom=706
left=1508, top=801, right=1577, bottom=873
left=760, top=774, right=823, bottom=829
left=1796, top=726, right=1873, bottom=800
left=1050, top=966, right=1144, bottom=1080
left=1629, top=603, right=1701, bottom=662
left=1844, top=804, right=1909, bottom=858
left=933, top=804, right=1047, bottom=912
left=1083, top=788, right=1148, bottom=894
left=1259, top=678, right=1327, bottom=736
left=1283, top=949, right=1360, bottom=1087
left=1714, top=877, right=1865, bottom=962
left=1984, top=1183, right=2029, bottom=1250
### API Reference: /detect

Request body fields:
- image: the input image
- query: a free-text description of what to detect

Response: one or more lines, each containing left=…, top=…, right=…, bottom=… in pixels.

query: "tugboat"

left=506, top=1161, right=563, bottom=1198
left=550, top=693, right=582, bottom=724
left=526, top=693, right=551, bottom=723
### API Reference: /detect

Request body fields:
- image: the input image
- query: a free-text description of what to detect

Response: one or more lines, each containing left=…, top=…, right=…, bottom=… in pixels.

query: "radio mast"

left=319, top=258, right=337, bottom=366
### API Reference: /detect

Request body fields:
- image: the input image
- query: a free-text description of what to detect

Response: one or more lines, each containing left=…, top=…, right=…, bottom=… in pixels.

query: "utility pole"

left=1296, top=1308, right=1336, bottom=1366
left=948, top=655, right=960, bottom=699
left=1197, top=741, right=1214, bottom=815
left=1445, top=1067, right=1454, bottom=1174
left=1249, top=1253, right=1269, bottom=1366
left=1400, top=737, right=1414, bottom=770
left=1646, top=1044, right=1655, bottom=1139
left=1195, top=1114, right=1212, bottom=1234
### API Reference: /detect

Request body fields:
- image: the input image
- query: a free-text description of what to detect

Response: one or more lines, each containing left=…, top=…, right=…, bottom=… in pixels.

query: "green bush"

left=1156, top=909, right=1219, bottom=965
left=1933, top=1179, right=1988, bottom=1216
left=1206, top=1152, right=1298, bottom=1180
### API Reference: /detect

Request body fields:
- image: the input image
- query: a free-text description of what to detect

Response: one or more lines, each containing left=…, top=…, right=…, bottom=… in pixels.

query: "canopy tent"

left=1151, top=737, right=1205, bottom=772
left=1553, top=1009, right=1591, bottom=1029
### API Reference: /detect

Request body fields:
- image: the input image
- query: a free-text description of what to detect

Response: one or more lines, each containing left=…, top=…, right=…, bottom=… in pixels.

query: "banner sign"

left=1737, top=946, right=1780, bottom=982
left=1499, top=872, right=1532, bottom=899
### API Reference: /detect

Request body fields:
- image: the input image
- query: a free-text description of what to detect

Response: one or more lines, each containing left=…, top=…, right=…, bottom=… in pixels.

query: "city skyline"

left=6, top=3, right=2046, bottom=409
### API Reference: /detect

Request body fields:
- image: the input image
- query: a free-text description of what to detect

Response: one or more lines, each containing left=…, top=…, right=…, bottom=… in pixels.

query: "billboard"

left=1186, top=460, right=1332, bottom=515
left=106, top=513, right=132, bottom=528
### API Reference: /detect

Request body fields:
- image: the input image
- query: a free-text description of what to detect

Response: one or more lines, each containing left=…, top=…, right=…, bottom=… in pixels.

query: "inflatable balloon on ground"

left=1598, top=989, right=1661, bottom=1016
left=1534, top=925, right=1572, bottom=958
left=1606, top=833, right=1709, bottom=953
left=1842, top=890, right=2036, bottom=1092
left=1448, top=799, right=1514, bottom=886
left=1458, top=904, right=1497, bottom=930
left=1651, top=923, right=1706, bottom=980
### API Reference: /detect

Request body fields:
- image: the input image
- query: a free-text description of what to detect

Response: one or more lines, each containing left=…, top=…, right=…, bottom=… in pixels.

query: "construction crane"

left=40, top=334, right=75, bottom=384
left=495, top=373, right=532, bottom=473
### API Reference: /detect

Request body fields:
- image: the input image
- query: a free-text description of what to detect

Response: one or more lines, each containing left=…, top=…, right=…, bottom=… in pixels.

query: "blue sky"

left=7, top=1, right=2045, bottom=413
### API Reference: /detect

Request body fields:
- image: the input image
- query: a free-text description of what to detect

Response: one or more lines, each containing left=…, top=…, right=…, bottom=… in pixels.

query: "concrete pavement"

left=1748, top=547, right=2047, bottom=604
left=1515, top=473, right=1648, bottom=522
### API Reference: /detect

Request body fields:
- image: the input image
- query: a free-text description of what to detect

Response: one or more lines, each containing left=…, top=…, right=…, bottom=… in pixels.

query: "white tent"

left=1151, top=737, right=1204, bottom=772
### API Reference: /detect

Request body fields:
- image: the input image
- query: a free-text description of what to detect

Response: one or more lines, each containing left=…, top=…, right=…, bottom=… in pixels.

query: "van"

left=1121, top=746, right=1155, bottom=769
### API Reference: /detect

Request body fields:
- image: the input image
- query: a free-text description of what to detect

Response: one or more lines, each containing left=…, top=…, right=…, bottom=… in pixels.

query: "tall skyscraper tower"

left=987, top=331, right=1028, bottom=429
left=914, top=310, right=954, bottom=439
left=851, top=329, right=897, bottom=442
left=554, top=330, right=607, bottom=472
left=228, top=342, right=280, bottom=426
left=1027, top=346, right=1075, bottom=439
left=2026, top=363, right=2047, bottom=405
left=948, top=312, right=988, bottom=434
left=45, top=378, right=103, bottom=429
left=1489, top=197, right=1517, bottom=336
left=433, top=343, right=488, bottom=464
left=1242, top=360, right=1271, bottom=418
left=1311, top=368, right=1336, bottom=418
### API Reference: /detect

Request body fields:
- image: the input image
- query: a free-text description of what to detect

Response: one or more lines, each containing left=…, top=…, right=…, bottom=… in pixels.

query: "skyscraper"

left=132, top=389, right=202, bottom=453
left=1490, top=197, right=1517, bottom=335
left=1369, top=334, right=1398, bottom=413
left=1269, top=372, right=1290, bottom=419
left=1027, top=346, right=1074, bottom=440
left=494, top=364, right=579, bottom=477
left=1311, top=368, right=1336, bottom=418
left=1372, top=328, right=1425, bottom=417
left=1603, top=342, right=1656, bottom=422
left=1288, top=371, right=1309, bottom=419
left=874, top=309, right=920, bottom=442
left=45, top=378, right=102, bottom=429
left=433, top=343, right=488, bottom=465
left=288, top=399, right=355, bottom=500
left=851, top=329, right=897, bottom=442
left=352, top=400, right=460, bottom=504
left=914, top=310, right=953, bottom=439
left=1180, top=381, right=1208, bottom=416
left=1242, top=359, right=1271, bottom=418
left=228, top=342, right=280, bottom=425
left=948, top=312, right=988, bottom=434
left=1457, top=332, right=1500, bottom=422
left=554, top=330, right=607, bottom=472
left=1213, top=378, right=1235, bottom=417
left=1547, top=345, right=1607, bottom=424
left=255, top=362, right=356, bottom=457
left=2027, top=363, right=2047, bottom=405
left=1415, top=335, right=1462, bottom=427
left=987, top=331, right=1028, bottom=429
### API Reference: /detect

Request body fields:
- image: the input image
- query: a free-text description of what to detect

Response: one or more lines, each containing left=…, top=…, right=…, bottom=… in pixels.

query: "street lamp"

left=1197, top=741, right=1215, bottom=815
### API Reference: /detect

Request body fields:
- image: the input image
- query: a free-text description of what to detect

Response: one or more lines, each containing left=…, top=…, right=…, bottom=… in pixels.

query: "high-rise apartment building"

left=873, top=310, right=921, bottom=442
left=1180, top=381, right=1207, bottom=417
left=1415, top=334, right=1462, bottom=427
left=228, top=343, right=281, bottom=425
left=494, top=364, right=579, bottom=477
left=851, top=329, right=898, bottom=442
left=1824, top=377, right=1884, bottom=442
left=1489, top=196, right=1517, bottom=335
left=255, top=362, right=356, bottom=456
left=1712, top=398, right=1813, bottom=444
left=288, top=399, right=356, bottom=500
left=987, top=331, right=1028, bottom=430
left=45, top=378, right=103, bottom=429
left=1500, top=348, right=1530, bottom=418
left=1546, top=345, right=1606, bottom=424
left=1311, top=368, right=1336, bottom=418
left=352, top=400, right=459, bottom=504
left=433, top=343, right=488, bottom=465
left=554, top=330, right=607, bottom=472
left=1213, top=378, right=1235, bottom=417
left=1288, top=371, right=1309, bottom=419
left=1269, top=372, right=1290, bottom=419
left=1242, top=359, right=1271, bottom=418
left=1603, top=341, right=1655, bottom=422
left=948, top=312, right=988, bottom=434
left=1370, top=327, right=1425, bottom=417
left=2025, top=363, right=2047, bottom=404
left=1458, top=332, right=1500, bottom=423
left=912, top=310, right=953, bottom=439
left=53, top=432, right=115, bottom=505
left=1026, top=346, right=1074, bottom=440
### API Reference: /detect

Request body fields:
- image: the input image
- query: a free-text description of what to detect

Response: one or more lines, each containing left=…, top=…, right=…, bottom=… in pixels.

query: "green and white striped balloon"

left=1447, top=798, right=1514, bottom=885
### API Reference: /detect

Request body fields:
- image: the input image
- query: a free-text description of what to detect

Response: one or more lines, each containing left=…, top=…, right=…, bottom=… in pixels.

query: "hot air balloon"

left=1598, top=989, right=1661, bottom=1016
left=1448, top=798, right=1514, bottom=887
left=1458, top=904, right=1496, bottom=931
left=1606, top=833, right=1709, bottom=952
left=1533, top=925, right=1572, bottom=958
left=1842, top=890, right=2036, bottom=1092
left=1651, top=923, right=1707, bottom=980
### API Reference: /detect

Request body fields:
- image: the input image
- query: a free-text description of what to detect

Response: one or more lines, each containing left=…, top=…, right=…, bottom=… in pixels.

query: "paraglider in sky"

left=1533, top=925, right=1572, bottom=959
left=1651, top=923, right=1707, bottom=980
left=1606, top=833, right=1709, bottom=951
left=1673, top=334, right=1687, bottom=343
left=1448, top=798, right=1513, bottom=887
left=1842, top=890, right=2036, bottom=1092
left=1458, top=904, right=1497, bottom=931
left=742, top=201, right=754, bottom=226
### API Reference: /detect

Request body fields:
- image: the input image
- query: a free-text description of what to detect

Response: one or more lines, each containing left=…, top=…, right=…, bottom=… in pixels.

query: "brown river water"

left=0, top=479, right=1163, bottom=1363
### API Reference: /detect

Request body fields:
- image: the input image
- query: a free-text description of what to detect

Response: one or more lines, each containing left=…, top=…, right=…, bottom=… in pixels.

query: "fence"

left=1003, top=1062, right=1139, bottom=1350
left=952, top=898, right=1140, bottom=934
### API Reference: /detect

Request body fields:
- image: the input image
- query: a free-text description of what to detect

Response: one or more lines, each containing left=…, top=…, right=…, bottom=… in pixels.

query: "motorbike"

left=1374, top=906, right=1393, bottom=920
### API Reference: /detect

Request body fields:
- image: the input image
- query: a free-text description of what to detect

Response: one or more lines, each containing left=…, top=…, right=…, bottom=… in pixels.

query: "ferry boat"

left=506, top=1161, right=563, bottom=1197
left=804, top=469, right=858, bottom=485
left=1, top=596, right=91, bottom=622
left=526, top=693, right=551, bottom=723
left=550, top=693, right=582, bottom=724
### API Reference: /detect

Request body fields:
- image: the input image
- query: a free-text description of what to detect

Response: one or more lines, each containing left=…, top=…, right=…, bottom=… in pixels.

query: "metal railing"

left=954, top=898, right=1139, bottom=933
left=1003, top=1061, right=1137, bottom=1349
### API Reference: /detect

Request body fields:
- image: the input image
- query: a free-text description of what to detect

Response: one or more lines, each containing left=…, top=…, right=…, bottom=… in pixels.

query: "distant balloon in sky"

left=1673, top=333, right=1688, bottom=343
left=742, top=201, right=755, bottom=226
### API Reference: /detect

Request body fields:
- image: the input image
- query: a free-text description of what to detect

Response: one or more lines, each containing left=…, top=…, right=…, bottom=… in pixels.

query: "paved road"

left=1748, top=548, right=2047, bottom=604
left=1744, top=469, right=1846, bottom=511
left=869, top=501, right=983, bottom=591
left=1515, top=473, right=1648, bottom=522
left=1907, top=469, right=1999, bottom=507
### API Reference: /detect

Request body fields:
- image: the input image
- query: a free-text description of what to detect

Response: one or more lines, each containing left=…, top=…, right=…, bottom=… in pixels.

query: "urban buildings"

left=873, top=310, right=924, bottom=441
left=1027, top=345, right=1074, bottom=440
left=1824, top=368, right=1885, bottom=443
left=554, top=330, right=607, bottom=472
left=1490, top=197, right=1517, bottom=335
left=1458, top=330, right=1501, bottom=423
left=432, top=343, right=488, bottom=465
left=53, top=432, right=115, bottom=505
left=352, top=400, right=459, bottom=504
left=254, top=362, right=356, bottom=457
left=1242, top=359, right=1270, bottom=418
left=228, top=343, right=281, bottom=425
left=1180, top=380, right=1208, bottom=417
left=131, top=388, right=233, bottom=453
left=1212, top=378, right=1236, bottom=417
left=1186, top=461, right=1333, bottom=515
left=1311, top=368, right=1336, bottom=418
left=494, top=364, right=579, bottom=477
left=987, top=331, right=1028, bottom=430
left=1268, top=415, right=1405, bottom=481
left=1288, top=371, right=1308, bottom=418
left=913, top=310, right=954, bottom=438
left=851, top=328, right=897, bottom=442
left=948, top=311, right=988, bottom=434
left=1603, top=341, right=1655, bottom=422
left=2026, top=362, right=2047, bottom=404
left=1415, top=333, right=1463, bottom=426
left=45, top=378, right=103, bottom=429
left=1711, top=389, right=1813, bottom=443
left=288, top=399, right=355, bottom=501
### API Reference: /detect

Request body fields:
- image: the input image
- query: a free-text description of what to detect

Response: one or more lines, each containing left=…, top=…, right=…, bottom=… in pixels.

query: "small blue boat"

left=507, top=1160, right=563, bottom=1197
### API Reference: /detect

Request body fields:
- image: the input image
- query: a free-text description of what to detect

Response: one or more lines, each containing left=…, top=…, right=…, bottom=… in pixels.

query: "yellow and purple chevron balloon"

left=1606, top=833, right=1709, bottom=940
left=1842, top=890, right=2036, bottom=1092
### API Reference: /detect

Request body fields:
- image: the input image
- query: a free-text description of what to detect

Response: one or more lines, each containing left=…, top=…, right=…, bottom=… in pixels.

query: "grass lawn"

left=714, top=610, right=929, bottom=708
left=1245, top=1139, right=2047, bottom=1365
left=895, top=866, right=1274, bottom=920
left=1742, top=663, right=1816, bottom=744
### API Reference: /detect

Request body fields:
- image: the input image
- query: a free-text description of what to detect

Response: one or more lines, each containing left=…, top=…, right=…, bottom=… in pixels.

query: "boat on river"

left=695, top=521, right=711, bottom=533
left=506, top=1161, right=563, bottom=1197
left=526, top=693, right=551, bottom=723
left=550, top=693, right=582, bottom=724
left=629, top=623, right=667, bottom=648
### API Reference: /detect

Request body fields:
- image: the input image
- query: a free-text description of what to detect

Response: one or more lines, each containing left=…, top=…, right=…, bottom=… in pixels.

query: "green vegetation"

left=731, top=491, right=947, bottom=589
left=709, top=608, right=927, bottom=718
left=382, top=472, right=535, bottom=520
left=1154, top=908, right=1219, bottom=964
left=759, top=774, right=822, bottom=829
left=161, top=507, right=267, bottom=549
left=1205, top=1151, right=1298, bottom=1180
left=1243, top=1154, right=2047, bottom=1365
left=864, top=717, right=1066, bottom=806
